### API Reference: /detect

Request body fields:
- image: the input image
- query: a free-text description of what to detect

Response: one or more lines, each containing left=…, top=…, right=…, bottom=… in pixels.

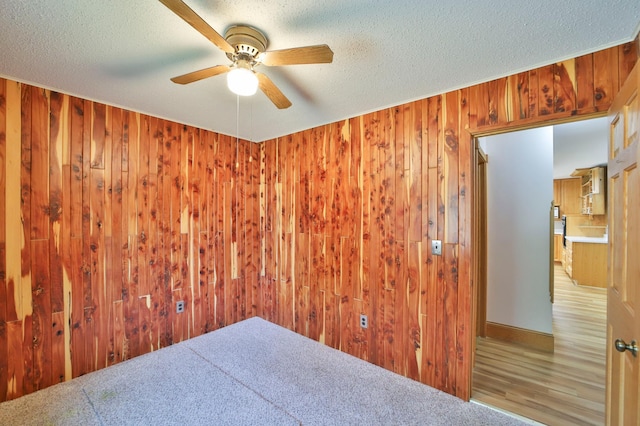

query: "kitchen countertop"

left=565, top=235, right=608, bottom=244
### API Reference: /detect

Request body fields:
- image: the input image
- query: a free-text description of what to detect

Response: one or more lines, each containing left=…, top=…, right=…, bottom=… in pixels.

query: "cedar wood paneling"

left=0, top=38, right=637, bottom=402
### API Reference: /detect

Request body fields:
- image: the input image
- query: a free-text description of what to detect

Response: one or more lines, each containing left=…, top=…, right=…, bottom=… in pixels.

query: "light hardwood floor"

left=472, top=263, right=607, bottom=425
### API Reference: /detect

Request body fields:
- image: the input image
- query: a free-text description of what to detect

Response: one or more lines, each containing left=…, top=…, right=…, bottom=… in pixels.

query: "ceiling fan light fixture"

left=227, top=65, right=258, bottom=97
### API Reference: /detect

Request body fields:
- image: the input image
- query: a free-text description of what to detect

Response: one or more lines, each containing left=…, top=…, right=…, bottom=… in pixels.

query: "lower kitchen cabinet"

left=572, top=242, right=607, bottom=287
left=553, top=234, right=562, bottom=262
left=563, top=240, right=607, bottom=287
left=564, top=240, right=573, bottom=278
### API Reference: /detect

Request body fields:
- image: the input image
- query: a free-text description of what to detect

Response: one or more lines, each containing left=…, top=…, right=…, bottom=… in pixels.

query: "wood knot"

left=594, top=89, right=604, bottom=101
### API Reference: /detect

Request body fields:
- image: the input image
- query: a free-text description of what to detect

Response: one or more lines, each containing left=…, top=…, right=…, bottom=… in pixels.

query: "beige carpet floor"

left=0, top=317, right=529, bottom=425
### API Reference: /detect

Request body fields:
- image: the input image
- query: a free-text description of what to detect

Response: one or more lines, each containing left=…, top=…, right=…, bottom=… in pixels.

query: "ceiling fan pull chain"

left=236, top=94, right=240, bottom=170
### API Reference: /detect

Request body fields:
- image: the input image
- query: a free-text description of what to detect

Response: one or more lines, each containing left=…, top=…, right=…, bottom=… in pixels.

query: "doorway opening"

left=470, top=117, right=609, bottom=425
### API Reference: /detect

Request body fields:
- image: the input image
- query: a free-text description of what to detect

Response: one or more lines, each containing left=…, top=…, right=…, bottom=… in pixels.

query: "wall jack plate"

left=431, top=240, right=442, bottom=256
left=176, top=301, right=185, bottom=314
left=360, top=314, right=368, bottom=329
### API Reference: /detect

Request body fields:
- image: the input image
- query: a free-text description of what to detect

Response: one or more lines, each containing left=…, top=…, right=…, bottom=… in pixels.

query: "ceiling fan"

left=159, top=0, right=334, bottom=109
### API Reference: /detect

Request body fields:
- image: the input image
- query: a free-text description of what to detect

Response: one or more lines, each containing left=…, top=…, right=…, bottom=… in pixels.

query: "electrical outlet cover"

left=359, top=314, right=368, bottom=329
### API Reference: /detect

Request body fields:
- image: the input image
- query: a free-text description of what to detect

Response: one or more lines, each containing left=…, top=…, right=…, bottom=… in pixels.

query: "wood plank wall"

left=259, top=39, right=638, bottom=401
left=0, top=38, right=637, bottom=403
left=0, top=83, right=261, bottom=401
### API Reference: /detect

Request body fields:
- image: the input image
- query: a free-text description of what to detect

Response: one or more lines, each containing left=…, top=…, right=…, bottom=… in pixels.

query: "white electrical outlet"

left=431, top=240, right=442, bottom=256
left=176, top=301, right=185, bottom=314
left=360, top=314, right=368, bottom=329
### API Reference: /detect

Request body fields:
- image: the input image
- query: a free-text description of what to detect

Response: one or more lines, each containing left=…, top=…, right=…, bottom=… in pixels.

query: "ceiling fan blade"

left=159, top=0, right=235, bottom=54
left=257, top=73, right=292, bottom=109
left=260, top=45, right=334, bottom=66
left=170, top=65, right=231, bottom=84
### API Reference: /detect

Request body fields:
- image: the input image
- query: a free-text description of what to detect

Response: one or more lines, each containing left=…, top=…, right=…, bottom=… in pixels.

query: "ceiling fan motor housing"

left=225, top=25, right=268, bottom=60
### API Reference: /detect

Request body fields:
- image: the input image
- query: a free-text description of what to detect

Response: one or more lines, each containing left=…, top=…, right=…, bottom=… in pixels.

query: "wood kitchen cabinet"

left=553, top=178, right=582, bottom=215
left=564, top=239, right=573, bottom=277
left=553, top=234, right=562, bottom=262
left=562, top=239, right=607, bottom=287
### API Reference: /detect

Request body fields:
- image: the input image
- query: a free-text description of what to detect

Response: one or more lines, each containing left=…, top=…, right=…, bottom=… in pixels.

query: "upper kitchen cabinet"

left=553, top=178, right=582, bottom=215
left=571, top=166, right=606, bottom=215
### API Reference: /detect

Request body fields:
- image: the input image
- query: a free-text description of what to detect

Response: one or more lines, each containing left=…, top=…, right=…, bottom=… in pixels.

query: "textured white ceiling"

left=1, top=1, right=639, bottom=142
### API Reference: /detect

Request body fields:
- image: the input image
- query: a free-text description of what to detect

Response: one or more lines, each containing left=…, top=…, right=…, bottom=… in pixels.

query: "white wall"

left=480, top=127, right=554, bottom=334
left=553, top=116, right=608, bottom=179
